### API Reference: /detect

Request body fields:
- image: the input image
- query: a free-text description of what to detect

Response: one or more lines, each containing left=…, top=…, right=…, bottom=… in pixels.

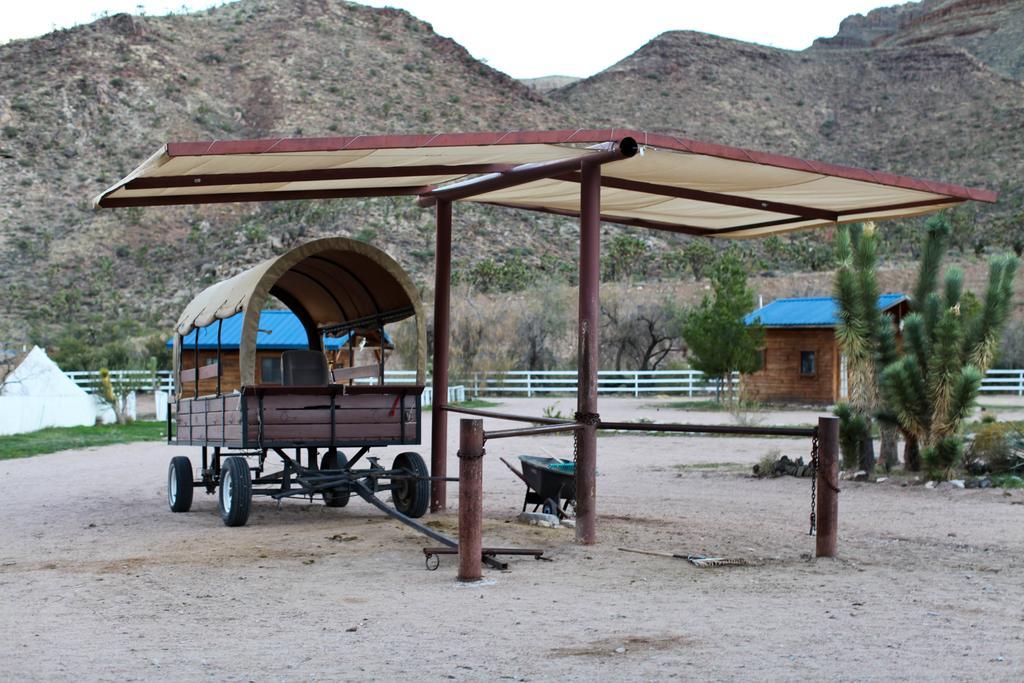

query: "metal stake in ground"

left=458, top=418, right=484, bottom=581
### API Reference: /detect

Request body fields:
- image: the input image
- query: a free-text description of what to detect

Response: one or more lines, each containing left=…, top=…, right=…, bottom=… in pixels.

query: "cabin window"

left=800, top=351, right=816, bottom=377
left=260, top=356, right=282, bottom=384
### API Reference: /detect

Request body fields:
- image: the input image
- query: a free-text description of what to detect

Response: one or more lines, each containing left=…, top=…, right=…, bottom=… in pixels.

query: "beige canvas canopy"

left=173, top=237, right=425, bottom=386
left=93, top=129, right=995, bottom=238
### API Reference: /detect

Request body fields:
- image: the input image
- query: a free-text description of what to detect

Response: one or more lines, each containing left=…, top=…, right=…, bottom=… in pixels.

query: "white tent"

left=0, top=347, right=103, bottom=435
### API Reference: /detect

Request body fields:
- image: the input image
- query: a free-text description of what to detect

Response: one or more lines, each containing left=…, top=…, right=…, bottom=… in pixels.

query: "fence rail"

left=64, top=368, right=1024, bottom=398
left=979, top=369, right=1024, bottom=396
left=65, top=370, right=173, bottom=394
left=468, top=369, right=739, bottom=397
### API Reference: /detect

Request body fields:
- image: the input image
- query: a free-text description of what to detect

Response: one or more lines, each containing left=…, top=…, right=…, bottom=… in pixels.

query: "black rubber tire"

left=320, top=450, right=350, bottom=508
left=219, top=456, right=252, bottom=527
left=167, top=456, right=194, bottom=513
left=391, top=451, right=429, bottom=519
left=542, top=498, right=560, bottom=517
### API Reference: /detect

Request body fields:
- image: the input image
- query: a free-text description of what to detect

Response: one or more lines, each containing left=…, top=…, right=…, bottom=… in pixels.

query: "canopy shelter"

left=172, top=236, right=425, bottom=393
left=95, top=128, right=996, bottom=544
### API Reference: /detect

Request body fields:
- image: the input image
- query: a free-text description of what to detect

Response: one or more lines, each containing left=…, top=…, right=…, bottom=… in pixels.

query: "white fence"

left=468, top=370, right=739, bottom=397
left=62, top=369, right=464, bottom=406
left=980, top=369, right=1024, bottom=396
left=65, top=370, right=173, bottom=394
left=65, top=368, right=1024, bottom=399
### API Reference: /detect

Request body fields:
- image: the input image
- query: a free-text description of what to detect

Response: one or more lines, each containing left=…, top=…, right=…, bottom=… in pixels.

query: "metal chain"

left=572, top=411, right=601, bottom=469
left=809, top=431, right=819, bottom=536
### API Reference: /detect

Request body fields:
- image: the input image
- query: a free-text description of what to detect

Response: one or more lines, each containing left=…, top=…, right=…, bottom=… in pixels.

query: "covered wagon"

left=166, top=237, right=435, bottom=529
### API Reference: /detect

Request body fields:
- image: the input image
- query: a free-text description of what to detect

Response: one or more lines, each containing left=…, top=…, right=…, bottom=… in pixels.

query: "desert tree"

left=601, top=289, right=686, bottom=371
left=879, top=214, right=1018, bottom=477
left=833, top=222, right=899, bottom=472
left=682, top=251, right=763, bottom=401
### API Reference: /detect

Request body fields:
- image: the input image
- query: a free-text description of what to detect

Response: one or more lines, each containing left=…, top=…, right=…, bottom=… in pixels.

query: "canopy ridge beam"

left=122, top=164, right=516, bottom=190
left=96, top=185, right=431, bottom=208
left=417, top=138, right=639, bottom=207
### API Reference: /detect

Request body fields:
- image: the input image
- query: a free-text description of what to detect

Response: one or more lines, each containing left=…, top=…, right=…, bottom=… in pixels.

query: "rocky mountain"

left=553, top=23, right=1024, bottom=192
left=1, top=0, right=1022, bottom=347
left=813, top=0, right=1024, bottom=80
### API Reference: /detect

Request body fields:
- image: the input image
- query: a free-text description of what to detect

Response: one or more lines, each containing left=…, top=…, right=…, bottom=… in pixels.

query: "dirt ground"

left=1, top=397, right=1022, bottom=681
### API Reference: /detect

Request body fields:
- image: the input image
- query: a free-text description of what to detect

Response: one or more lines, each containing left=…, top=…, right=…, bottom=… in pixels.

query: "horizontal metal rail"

left=439, top=404, right=575, bottom=425
left=598, top=421, right=817, bottom=438
left=484, top=423, right=583, bottom=440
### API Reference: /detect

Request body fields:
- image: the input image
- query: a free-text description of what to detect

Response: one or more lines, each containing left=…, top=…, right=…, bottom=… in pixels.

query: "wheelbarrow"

left=501, top=455, right=576, bottom=519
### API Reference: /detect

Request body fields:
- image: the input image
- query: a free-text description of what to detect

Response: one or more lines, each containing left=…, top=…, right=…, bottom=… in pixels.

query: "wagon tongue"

left=350, top=480, right=545, bottom=570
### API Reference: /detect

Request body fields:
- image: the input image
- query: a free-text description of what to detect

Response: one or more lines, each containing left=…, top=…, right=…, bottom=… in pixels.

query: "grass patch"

left=672, top=461, right=746, bottom=471
left=0, top=421, right=166, bottom=460
left=423, top=398, right=501, bottom=412
left=991, top=474, right=1024, bottom=489
left=965, top=419, right=1024, bottom=434
left=643, top=400, right=733, bottom=411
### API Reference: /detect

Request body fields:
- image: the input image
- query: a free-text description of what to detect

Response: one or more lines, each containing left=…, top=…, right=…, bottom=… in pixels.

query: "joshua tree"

left=833, top=223, right=898, bottom=472
left=879, top=215, right=1018, bottom=477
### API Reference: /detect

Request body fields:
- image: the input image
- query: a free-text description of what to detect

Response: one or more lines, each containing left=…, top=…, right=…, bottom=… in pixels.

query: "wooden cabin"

left=171, top=309, right=392, bottom=397
left=742, top=294, right=908, bottom=405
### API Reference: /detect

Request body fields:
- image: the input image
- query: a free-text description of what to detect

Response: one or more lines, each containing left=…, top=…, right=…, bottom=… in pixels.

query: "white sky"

left=3, top=0, right=903, bottom=79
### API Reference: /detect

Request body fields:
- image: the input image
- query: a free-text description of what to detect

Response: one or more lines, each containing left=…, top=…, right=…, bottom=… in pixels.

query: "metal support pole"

left=457, top=418, right=484, bottom=582
left=430, top=199, right=453, bottom=512
left=816, top=416, right=839, bottom=558
left=575, top=160, right=601, bottom=545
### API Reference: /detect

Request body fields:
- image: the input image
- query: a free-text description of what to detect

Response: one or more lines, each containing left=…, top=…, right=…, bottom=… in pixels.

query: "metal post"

left=458, top=418, right=484, bottom=582
left=816, top=416, right=839, bottom=558
left=430, top=200, right=453, bottom=512
left=575, top=160, right=601, bottom=545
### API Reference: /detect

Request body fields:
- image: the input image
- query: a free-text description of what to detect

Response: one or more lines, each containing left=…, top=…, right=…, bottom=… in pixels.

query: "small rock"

left=346, top=626, right=358, bottom=632
left=517, top=511, right=559, bottom=528
left=965, top=478, right=979, bottom=489
left=925, top=481, right=937, bottom=489
left=949, top=479, right=965, bottom=489
left=979, top=477, right=993, bottom=489
left=876, top=477, right=887, bottom=483
left=854, top=470, right=869, bottom=482
left=614, top=646, right=626, bottom=654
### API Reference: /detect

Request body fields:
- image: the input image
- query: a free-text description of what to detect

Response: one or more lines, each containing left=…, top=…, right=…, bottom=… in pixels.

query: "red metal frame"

left=430, top=200, right=452, bottom=512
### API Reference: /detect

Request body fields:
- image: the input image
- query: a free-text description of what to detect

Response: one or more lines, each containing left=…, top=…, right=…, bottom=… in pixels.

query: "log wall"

left=743, top=328, right=839, bottom=405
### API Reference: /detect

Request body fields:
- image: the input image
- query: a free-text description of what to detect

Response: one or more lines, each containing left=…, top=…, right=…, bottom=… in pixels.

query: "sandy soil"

left=1, top=398, right=1022, bottom=681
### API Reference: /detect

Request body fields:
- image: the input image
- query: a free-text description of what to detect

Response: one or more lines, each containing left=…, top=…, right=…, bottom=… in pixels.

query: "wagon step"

left=421, top=546, right=549, bottom=571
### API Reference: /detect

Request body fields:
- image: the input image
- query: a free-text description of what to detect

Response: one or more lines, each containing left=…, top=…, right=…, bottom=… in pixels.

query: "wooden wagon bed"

left=175, top=384, right=422, bottom=449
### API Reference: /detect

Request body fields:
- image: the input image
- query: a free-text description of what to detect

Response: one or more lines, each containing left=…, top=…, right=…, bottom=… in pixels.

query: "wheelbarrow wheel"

left=167, top=456, right=193, bottom=513
left=392, top=451, right=429, bottom=519
left=219, top=456, right=252, bottom=527
left=542, top=498, right=560, bottom=517
left=320, top=450, right=350, bottom=508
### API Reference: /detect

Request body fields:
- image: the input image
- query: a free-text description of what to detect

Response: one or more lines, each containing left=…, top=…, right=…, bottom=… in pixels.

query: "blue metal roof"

left=744, top=293, right=907, bottom=328
left=167, top=310, right=371, bottom=350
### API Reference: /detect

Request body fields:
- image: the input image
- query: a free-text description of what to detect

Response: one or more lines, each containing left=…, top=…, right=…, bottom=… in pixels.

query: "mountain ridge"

left=1, top=0, right=1022, bottom=348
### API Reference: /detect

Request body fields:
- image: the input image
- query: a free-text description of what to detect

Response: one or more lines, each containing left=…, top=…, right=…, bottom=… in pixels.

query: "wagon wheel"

left=167, top=456, right=194, bottom=513
left=320, top=450, right=350, bottom=508
left=219, top=456, right=252, bottom=527
left=391, top=451, right=429, bottom=519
